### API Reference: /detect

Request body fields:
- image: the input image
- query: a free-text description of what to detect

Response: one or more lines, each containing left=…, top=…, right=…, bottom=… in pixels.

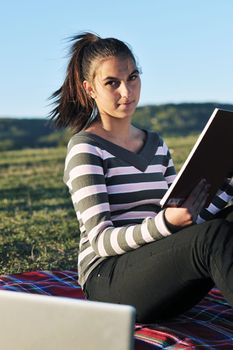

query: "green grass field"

left=0, top=135, right=197, bottom=275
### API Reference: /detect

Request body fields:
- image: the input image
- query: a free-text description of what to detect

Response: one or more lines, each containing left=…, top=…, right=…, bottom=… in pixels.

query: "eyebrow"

left=103, top=69, right=140, bottom=81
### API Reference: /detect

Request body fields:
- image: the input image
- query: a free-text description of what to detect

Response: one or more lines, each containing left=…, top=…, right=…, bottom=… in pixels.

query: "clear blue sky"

left=1, top=0, right=233, bottom=117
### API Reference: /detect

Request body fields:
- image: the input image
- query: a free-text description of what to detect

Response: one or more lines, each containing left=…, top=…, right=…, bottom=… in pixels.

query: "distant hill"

left=132, top=102, right=233, bottom=136
left=0, top=118, right=70, bottom=151
left=0, top=102, right=232, bottom=150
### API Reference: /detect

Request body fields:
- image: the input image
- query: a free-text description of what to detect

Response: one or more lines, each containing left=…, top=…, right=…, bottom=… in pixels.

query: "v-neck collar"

left=78, top=130, right=160, bottom=172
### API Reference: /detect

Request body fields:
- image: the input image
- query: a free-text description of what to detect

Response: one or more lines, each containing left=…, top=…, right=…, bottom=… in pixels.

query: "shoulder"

left=145, top=129, right=164, bottom=148
left=67, top=131, right=100, bottom=150
left=66, top=131, right=107, bottom=158
left=64, top=132, right=107, bottom=171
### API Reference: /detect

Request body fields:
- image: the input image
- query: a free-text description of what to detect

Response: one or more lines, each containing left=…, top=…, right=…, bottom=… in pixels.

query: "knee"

left=195, top=218, right=233, bottom=254
left=215, top=205, right=233, bottom=222
left=199, top=218, right=232, bottom=239
left=189, top=219, right=232, bottom=277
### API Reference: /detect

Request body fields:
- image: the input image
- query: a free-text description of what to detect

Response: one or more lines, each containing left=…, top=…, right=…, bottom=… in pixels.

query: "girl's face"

left=84, top=56, right=141, bottom=122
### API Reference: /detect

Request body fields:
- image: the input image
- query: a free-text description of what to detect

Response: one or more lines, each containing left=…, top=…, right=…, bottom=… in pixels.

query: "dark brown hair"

left=49, top=32, right=137, bottom=132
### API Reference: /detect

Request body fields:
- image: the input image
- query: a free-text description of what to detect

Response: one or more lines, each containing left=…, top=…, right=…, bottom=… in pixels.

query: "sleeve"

left=64, top=138, right=173, bottom=258
left=197, top=177, right=233, bottom=223
left=163, top=143, right=177, bottom=186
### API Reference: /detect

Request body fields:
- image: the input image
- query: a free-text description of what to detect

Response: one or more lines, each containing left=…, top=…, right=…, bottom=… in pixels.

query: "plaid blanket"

left=0, top=270, right=232, bottom=349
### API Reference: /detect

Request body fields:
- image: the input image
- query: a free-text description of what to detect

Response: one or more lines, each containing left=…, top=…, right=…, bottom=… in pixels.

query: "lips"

left=119, top=100, right=134, bottom=106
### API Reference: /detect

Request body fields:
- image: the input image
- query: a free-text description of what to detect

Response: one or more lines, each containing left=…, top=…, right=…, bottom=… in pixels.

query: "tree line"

left=0, top=102, right=232, bottom=151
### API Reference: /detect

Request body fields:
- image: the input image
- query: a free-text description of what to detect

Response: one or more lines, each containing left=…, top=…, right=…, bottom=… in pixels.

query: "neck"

left=100, top=119, right=133, bottom=142
left=85, top=116, right=145, bottom=153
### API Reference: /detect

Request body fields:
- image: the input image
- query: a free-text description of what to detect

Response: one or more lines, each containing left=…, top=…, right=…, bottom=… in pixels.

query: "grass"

left=0, top=135, right=197, bottom=275
left=0, top=148, right=78, bottom=275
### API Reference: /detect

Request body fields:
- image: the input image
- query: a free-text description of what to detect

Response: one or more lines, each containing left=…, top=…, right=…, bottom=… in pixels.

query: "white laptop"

left=0, top=290, right=135, bottom=350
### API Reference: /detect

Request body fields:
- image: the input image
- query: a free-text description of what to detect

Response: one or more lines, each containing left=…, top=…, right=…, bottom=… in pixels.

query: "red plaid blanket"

left=0, top=270, right=232, bottom=349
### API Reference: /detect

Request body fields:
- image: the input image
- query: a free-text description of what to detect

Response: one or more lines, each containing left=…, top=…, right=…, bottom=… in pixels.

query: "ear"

left=83, top=80, right=96, bottom=99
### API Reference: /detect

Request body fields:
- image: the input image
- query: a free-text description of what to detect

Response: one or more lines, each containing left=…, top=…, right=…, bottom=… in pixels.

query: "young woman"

left=50, top=32, right=233, bottom=323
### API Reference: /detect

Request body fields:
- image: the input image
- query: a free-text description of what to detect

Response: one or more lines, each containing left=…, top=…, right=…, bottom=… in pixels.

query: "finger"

left=192, top=178, right=207, bottom=197
left=184, top=179, right=207, bottom=207
left=192, top=184, right=209, bottom=209
left=191, top=185, right=210, bottom=220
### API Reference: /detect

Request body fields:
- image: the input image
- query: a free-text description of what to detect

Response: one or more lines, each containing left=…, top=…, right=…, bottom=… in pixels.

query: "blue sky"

left=1, top=0, right=233, bottom=117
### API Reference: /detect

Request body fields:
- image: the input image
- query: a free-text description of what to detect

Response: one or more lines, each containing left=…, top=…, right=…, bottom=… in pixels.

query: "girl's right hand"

left=164, top=179, right=210, bottom=228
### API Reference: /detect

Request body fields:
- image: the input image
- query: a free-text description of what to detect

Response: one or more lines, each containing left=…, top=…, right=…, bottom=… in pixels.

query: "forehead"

left=94, top=56, right=136, bottom=80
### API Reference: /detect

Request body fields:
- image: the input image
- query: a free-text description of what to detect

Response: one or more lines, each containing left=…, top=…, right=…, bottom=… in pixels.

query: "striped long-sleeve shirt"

left=64, top=130, right=233, bottom=287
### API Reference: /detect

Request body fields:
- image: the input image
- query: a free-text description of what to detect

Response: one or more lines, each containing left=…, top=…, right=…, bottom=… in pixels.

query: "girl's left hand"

left=164, top=179, right=210, bottom=227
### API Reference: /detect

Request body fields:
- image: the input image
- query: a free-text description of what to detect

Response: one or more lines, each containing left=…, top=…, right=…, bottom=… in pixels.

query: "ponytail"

left=49, top=32, right=100, bottom=132
left=49, top=31, right=136, bottom=132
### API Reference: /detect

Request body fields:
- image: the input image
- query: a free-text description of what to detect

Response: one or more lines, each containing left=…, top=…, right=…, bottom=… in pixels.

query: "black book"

left=160, top=108, right=233, bottom=208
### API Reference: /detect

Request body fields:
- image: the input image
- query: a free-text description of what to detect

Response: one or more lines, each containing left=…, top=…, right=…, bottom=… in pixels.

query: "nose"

left=119, top=82, right=131, bottom=99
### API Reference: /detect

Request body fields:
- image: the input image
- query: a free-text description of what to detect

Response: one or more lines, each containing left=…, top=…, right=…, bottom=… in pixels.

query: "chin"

left=118, top=105, right=137, bottom=116
left=119, top=112, right=135, bottom=120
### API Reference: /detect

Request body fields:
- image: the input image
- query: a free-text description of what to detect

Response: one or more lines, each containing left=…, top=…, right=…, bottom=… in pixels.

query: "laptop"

left=0, top=290, right=135, bottom=350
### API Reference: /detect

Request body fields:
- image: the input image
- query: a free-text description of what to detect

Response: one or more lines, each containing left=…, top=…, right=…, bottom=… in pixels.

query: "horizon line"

left=0, top=100, right=233, bottom=119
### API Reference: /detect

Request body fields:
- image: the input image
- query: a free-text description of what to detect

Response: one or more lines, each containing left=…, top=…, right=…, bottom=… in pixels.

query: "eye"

left=128, top=73, right=139, bottom=81
left=105, top=80, right=120, bottom=88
